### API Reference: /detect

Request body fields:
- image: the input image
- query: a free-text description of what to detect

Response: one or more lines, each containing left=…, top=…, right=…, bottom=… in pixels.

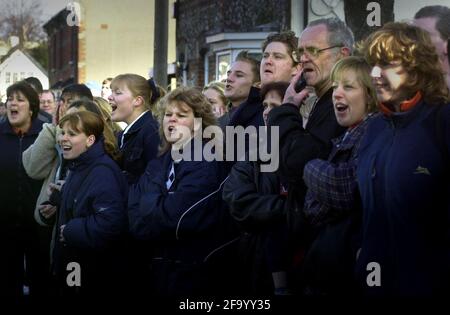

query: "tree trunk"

left=344, top=0, right=394, bottom=43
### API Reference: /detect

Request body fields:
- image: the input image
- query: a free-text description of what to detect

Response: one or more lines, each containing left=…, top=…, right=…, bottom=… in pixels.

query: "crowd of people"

left=0, top=4, right=449, bottom=303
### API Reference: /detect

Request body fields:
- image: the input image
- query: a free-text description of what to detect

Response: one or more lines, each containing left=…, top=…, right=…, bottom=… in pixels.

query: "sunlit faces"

left=299, top=24, right=342, bottom=88
left=262, top=90, right=283, bottom=126
left=224, top=61, right=255, bottom=106
left=332, top=70, right=368, bottom=127
left=203, top=88, right=226, bottom=118
left=108, top=83, right=137, bottom=124
left=40, top=91, right=56, bottom=115
left=59, top=122, right=95, bottom=160
left=7, top=91, right=33, bottom=130
left=370, top=62, right=409, bottom=106
left=163, top=101, right=195, bottom=146
left=261, top=42, right=299, bottom=86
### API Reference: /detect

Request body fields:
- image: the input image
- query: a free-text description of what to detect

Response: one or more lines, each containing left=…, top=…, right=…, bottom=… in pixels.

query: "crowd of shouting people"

left=0, top=4, right=449, bottom=303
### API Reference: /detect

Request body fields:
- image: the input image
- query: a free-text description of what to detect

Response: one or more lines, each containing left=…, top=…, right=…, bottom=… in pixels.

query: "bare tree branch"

left=0, top=0, right=45, bottom=44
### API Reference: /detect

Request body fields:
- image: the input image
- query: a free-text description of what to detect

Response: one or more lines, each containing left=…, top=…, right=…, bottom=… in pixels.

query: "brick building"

left=43, top=0, right=177, bottom=91
left=175, top=0, right=291, bottom=87
left=44, top=10, right=78, bottom=88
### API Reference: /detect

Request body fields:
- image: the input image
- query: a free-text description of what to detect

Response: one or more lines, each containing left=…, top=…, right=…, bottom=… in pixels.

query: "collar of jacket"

left=247, top=86, right=262, bottom=104
left=382, top=98, right=429, bottom=128
left=67, top=139, right=105, bottom=170
left=379, top=91, right=422, bottom=115
left=332, top=112, right=377, bottom=151
left=121, top=110, right=155, bottom=137
left=228, top=86, right=263, bottom=126
left=0, top=117, right=43, bottom=136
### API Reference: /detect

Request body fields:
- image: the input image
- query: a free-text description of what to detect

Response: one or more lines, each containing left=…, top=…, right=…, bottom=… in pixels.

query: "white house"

left=0, top=47, right=49, bottom=102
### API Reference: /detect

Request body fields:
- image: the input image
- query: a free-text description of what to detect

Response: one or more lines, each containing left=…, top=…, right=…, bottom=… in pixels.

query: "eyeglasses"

left=298, top=45, right=344, bottom=58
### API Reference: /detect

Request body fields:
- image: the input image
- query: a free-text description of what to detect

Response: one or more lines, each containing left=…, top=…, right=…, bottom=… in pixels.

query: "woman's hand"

left=38, top=204, right=57, bottom=219
left=47, top=180, right=65, bottom=196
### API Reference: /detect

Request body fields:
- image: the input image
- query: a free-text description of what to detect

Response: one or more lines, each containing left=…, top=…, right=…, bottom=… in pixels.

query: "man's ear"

left=340, top=46, right=351, bottom=57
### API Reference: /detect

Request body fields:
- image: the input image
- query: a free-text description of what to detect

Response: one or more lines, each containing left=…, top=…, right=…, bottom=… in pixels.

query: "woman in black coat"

left=108, top=74, right=160, bottom=185
left=0, top=81, right=51, bottom=300
left=128, top=87, right=239, bottom=296
left=54, top=111, right=128, bottom=297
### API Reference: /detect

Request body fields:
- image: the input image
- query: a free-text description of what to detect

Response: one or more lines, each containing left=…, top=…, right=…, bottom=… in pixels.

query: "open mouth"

left=168, top=126, right=175, bottom=133
left=61, top=144, right=72, bottom=152
left=110, top=103, right=117, bottom=112
left=263, top=69, right=273, bottom=74
left=335, top=103, right=349, bottom=112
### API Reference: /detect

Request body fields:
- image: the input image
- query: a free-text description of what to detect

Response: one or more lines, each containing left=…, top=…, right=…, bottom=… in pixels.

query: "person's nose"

left=264, top=54, right=273, bottom=65
left=60, top=133, right=69, bottom=142
left=333, top=85, right=345, bottom=101
left=168, top=114, right=177, bottom=123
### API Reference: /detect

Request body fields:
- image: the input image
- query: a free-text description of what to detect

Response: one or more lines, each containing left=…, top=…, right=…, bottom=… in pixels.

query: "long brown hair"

left=157, top=87, right=218, bottom=155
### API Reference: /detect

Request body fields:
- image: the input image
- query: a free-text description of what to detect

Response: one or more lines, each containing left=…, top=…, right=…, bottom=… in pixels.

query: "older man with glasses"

left=265, top=17, right=353, bottom=294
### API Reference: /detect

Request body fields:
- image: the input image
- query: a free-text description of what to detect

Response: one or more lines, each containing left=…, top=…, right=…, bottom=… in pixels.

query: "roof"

left=0, top=46, right=48, bottom=76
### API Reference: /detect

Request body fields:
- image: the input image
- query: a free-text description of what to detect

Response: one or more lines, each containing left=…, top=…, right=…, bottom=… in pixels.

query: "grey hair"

left=307, top=17, right=355, bottom=54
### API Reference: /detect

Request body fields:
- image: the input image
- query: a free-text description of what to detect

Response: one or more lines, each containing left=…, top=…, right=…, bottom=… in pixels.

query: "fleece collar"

left=379, top=91, right=422, bottom=115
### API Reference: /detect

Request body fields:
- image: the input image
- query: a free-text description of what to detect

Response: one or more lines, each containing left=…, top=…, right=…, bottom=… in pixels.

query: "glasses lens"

left=299, top=47, right=319, bottom=57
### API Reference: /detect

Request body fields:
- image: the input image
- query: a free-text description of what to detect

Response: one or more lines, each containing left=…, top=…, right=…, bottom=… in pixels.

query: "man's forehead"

left=299, top=24, right=329, bottom=46
left=229, top=61, right=252, bottom=74
left=264, top=41, right=289, bottom=53
left=41, top=91, right=54, bottom=98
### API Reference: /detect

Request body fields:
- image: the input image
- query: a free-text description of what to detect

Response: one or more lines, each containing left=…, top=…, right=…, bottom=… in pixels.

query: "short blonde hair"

left=331, top=56, right=378, bottom=113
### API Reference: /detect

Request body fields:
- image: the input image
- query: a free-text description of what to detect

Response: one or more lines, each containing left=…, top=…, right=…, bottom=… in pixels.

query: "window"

left=20, top=72, right=25, bottom=80
left=13, top=73, right=18, bottom=83
left=5, top=72, right=11, bottom=84
left=216, top=52, right=231, bottom=82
